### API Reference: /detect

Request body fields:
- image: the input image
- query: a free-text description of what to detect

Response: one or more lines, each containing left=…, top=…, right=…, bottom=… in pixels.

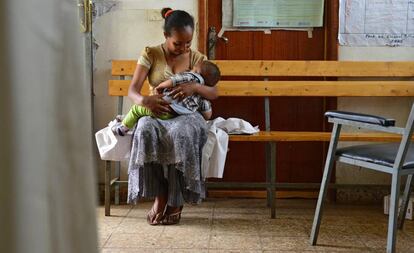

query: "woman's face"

left=164, top=25, right=193, bottom=56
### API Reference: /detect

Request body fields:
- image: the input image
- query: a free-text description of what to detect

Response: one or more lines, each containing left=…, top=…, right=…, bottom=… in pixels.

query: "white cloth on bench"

left=95, top=119, right=133, bottom=161
left=95, top=116, right=259, bottom=178
left=201, top=117, right=259, bottom=179
left=213, top=117, right=260, bottom=134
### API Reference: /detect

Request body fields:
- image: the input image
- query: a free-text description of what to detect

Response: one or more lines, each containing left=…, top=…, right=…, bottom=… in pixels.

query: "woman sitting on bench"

left=126, top=7, right=218, bottom=225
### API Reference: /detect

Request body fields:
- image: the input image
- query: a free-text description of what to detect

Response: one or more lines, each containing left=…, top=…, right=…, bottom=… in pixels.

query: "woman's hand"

left=169, top=82, right=198, bottom=100
left=142, top=94, right=171, bottom=116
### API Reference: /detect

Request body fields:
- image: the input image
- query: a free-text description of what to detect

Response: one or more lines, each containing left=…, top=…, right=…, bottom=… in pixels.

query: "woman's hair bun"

left=161, top=8, right=194, bottom=35
left=161, top=7, right=172, bottom=19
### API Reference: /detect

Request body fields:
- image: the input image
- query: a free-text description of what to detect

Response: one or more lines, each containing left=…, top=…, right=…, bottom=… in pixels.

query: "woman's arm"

left=128, top=64, right=149, bottom=105
left=128, top=64, right=171, bottom=115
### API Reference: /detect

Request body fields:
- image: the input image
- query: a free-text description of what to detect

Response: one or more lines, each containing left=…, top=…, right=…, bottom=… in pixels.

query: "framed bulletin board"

left=232, top=0, right=324, bottom=28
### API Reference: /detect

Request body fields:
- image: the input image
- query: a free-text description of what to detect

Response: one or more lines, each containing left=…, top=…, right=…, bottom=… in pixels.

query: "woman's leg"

left=161, top=166, right=195, bottom=225
left=153, top=194, right=168, bottom=213
left=161, top=115, right=207, bottom=224
left=144, top=165, right=169, bottom=225
left=129, top=114, right=207, bottom=225
left=148, top=167, right=183, bottom=225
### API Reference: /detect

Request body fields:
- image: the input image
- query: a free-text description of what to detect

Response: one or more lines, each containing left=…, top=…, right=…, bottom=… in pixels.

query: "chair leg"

left=398, top=174, right=413, bottom=229
left=105, top=161, right=111, bottom=216
left=386, top=172, right=401, bottom=253
left=310, top=123, right=341, bottom=246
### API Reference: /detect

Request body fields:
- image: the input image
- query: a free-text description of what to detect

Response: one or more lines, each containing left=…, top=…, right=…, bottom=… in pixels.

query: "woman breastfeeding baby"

left=125, top=7, right=218, bottom=225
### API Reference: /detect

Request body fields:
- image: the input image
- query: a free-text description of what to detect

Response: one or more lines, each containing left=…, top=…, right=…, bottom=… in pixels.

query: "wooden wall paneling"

left=203, top=1, right=339, bottom=190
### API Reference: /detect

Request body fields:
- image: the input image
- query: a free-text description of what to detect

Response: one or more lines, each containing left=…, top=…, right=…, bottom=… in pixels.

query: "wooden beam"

left=228, top=131, right=406, bottom=142
left=207, top=190, right=319, bottom=199
left=109, top=80, right=414, bottom=97
left=111, top=60, right=136, bottom=75
left=108, top=80, right=150, bottom=96
left=111, top=60, right=414, bottom=77
left=213, top=60, right=414, bottom=77
left=217, top=80, right=414, bottom=97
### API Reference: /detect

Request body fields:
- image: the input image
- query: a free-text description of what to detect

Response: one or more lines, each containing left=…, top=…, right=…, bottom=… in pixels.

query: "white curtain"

left=0, top=0, right=98, bottom=253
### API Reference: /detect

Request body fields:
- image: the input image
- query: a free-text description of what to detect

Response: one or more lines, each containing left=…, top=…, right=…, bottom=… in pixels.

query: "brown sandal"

left=146, top=206, right=164, bottom=225
left=161, top=206, right=183, bottom=225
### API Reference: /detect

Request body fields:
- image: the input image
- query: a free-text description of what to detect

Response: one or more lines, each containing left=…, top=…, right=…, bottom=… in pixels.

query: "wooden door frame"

left=197, top=0, right=208, bottom=54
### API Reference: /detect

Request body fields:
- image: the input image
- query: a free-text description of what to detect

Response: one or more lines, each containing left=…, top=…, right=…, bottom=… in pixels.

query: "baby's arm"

left=199, top=99, right=212, bottom=120
left=155, top=79, right=174, bottom=94
left=156, top=72, right=197, bottom=94
left=201, top=110, right=212, bottom=120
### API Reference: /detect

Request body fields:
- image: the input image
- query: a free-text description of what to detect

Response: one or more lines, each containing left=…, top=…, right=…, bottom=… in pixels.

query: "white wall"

left=93, top=0, right=199, bottom=184
left=336, top=46, right=414, bottom=186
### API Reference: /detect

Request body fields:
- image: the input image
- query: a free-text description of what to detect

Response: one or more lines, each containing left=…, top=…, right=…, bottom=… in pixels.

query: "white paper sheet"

left=233, top=0, right=324, bottom=28
left=339, top=0, right=414, bottom=47
left=220, top=0, right=314, bottom=37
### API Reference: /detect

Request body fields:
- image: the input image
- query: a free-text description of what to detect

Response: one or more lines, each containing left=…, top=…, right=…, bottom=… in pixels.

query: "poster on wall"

left=233, top=0, right=324, bottom=28
left=339, top=0, right=414, bottom=47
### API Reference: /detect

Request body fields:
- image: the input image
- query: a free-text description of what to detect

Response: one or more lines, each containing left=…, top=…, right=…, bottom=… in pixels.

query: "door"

left=201, top=0, right=338, bottom=196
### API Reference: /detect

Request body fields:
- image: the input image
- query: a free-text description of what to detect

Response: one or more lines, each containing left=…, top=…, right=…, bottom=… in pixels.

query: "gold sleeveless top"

left=137, top=45, right=206, bottom=95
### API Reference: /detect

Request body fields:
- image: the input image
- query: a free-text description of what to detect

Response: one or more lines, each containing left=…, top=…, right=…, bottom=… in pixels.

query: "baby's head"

left=197, top=61, right=221, bottom=87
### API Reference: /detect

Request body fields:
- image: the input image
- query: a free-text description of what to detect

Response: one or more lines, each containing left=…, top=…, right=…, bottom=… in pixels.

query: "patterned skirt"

left=127, top=113, right=207, bottom=206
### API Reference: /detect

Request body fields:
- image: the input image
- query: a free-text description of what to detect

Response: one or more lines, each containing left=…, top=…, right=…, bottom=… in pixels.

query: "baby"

left=113, top=61, right=220, bottom=136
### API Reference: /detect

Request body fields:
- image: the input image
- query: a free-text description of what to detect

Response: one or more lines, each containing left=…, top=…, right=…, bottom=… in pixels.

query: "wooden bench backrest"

left=109, top=60, right=414, bottom=97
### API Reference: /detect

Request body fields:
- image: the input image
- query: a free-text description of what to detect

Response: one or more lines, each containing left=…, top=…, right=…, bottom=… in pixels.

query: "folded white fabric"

left=201, top=117, right=259, bottom=179
left=95, top=119, right=132, bottom=161
left=201, top=120, right=228, bottom=179
left=213, top=117, right=260, bottom=134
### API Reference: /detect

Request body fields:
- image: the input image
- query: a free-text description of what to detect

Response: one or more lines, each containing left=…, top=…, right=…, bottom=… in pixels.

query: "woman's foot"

left=147, top=195, right=167, bottom=225
left=146, top=206, right=164, bottom=225
left=161, top=206, right=183, bottom=225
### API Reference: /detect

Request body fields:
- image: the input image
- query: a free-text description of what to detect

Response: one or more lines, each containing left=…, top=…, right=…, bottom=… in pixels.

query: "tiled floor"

left=97, top=198, right=414, bottom=252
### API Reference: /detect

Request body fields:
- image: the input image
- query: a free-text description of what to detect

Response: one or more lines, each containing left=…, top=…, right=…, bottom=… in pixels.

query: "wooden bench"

left=105, top=60, right=414, bottom=217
